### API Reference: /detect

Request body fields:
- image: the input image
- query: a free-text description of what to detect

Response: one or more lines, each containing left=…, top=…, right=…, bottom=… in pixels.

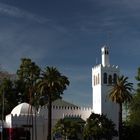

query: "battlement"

left=41, top=105, right=92, bottom=111
left=102, top=65, right=119, bottom=69
left=93, top=64, right=119, bottom=70
left=93, top=64, right=101, bottom=69
left=63, top=114, right=82, bottom=118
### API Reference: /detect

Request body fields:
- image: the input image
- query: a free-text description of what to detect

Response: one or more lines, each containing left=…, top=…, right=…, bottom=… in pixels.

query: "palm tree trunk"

left=47, top=93, right=52, bottom=140
left=119, top=103, right=122, bottom=140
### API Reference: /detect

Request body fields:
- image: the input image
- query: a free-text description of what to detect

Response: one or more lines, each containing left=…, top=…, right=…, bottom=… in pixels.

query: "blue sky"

left=0, top=0, right=139, bottom=107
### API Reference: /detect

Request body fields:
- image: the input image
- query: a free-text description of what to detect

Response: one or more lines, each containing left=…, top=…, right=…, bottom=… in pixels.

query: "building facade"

left=92, top=46, right=119, bottom=126
left=1, top=46, right=119, bottom=140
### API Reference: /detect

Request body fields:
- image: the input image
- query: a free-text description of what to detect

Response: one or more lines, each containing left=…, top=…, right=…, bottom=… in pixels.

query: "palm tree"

left=109, top=75, right=133, bottom=140
left=38, top=66, right=69, bottom=140
left=17, top=58, right=40, bottom=140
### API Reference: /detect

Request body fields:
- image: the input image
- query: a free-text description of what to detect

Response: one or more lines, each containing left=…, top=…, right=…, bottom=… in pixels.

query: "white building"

left=4, top=100, right=92, bottom=140
left=92, top=46, right=119, bottom=126
left=2, top=46, right=119, bottom=140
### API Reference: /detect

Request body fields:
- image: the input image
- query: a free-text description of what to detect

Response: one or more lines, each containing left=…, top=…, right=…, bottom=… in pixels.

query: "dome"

left=11, top=103, right=36, bottom=116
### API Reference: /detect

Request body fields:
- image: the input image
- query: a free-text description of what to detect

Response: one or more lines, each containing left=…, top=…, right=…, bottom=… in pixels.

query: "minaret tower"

left=92, top=45, right=119, bottom=126
left=101, top=47, right=109, bottom=67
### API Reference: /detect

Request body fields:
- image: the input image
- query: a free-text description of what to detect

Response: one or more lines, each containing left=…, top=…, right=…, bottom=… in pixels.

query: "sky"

left=0, top=0, right=139, bottom=107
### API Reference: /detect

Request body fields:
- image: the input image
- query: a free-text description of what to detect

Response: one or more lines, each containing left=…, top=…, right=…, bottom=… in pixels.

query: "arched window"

left=108, top=75, right=112, bottom=84
left=96, top=76, right=98, bottom=85
left=98, top=73, right=100, bottom=84
left=94, top=75, right=96, bottom=85
left=103, top=73, right=107, bottom=84
left=113, top=73, right=117, bottom=84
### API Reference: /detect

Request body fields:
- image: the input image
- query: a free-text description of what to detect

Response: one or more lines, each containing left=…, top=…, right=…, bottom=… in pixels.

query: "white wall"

left=92, top=64, right=102, bottom=114
left=39, top=105, right=92, bottom=121
left=92, top=64, right=119, bottom=128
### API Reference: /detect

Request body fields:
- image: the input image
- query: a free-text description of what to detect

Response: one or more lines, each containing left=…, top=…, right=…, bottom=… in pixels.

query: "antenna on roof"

left=96, top=57, right=98, bottom=65
left=106, top=31, right=112, bottom=47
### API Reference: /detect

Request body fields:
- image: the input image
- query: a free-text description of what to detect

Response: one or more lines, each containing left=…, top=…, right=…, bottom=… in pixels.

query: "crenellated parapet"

left=93, top=64, right=119, bottom=70
left=39, top=104, right=92, bottom=121
left=93, top=64, right=101, bottom=69
left=63, top=114, right=82, bottom=118
left=101, top=65, right=119, bottom=71
left=52, top=105, right=92, bottom=111
left=40, top=104, right=92, bottom=111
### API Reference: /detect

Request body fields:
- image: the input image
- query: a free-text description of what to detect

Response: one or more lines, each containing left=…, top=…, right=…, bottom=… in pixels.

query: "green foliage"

left=120, top=68, right=140, bottom=139
left=84, top=113, right=117, bottom=140
left=122, top=123, right=140, bottom=140
left=109, top=75, right=133, bottom=140
left=37, top=66, right=69, bottom=140
left=16, top=58, right=40, bottom=105
left=53, top=117, right=84, bottom=140
left=0, top=58, right=70, bottom=124
left=135, top=67, right=140, bottom=93
left=128, top=93, right=140, bottom=125
left=109, top=75, right=133, bottom=104
left=0, top=78, right=19, bottom=118
left=128, top=67, right=140, bottom=126
left=37, top=66, right=70, bottom=104
left=17, top=58, right=40, bottom=84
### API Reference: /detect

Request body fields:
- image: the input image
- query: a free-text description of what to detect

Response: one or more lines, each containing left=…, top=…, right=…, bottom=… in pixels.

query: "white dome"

left=11, top=103, right=36, bottom=116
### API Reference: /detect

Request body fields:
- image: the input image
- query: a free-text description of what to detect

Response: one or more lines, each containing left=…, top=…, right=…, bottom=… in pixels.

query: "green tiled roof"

left=63, top=116, right=85, bottom=124
left=52, top=99, right=80, bottom=108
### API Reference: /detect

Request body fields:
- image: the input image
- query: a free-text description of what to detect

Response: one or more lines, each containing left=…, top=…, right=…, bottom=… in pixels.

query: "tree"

left=53, top=117, right=85, bottom=140
left=37, top=66, right=69, bottom=140
left=0, top=78, right=19, bottom=118
left=128, top=93, right=140, bottom=125
left=128, top=67, right=140, bottom=125
left=16, top=58, right=40, bottom=140
left=124, top=67, right=140, bottom=139
left=135, top=67, right=140, bottom=93
left=0, top=69, right=18, bottom=118
left=16, top=58, right=40, bottom=105
left=109, top=75, right=133, bottom=140
left=84, top=113, right=117, bottom=140
left=0, top=58, right=41, bottom=117
left=122, top=122, right=140, bottom=140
